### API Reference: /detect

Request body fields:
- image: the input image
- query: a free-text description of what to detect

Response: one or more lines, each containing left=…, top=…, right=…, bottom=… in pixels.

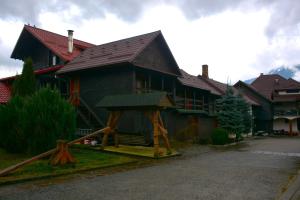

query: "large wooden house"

left=1, top=25, right=258, bottom=143
left=235, top=74, right=300, bottom=135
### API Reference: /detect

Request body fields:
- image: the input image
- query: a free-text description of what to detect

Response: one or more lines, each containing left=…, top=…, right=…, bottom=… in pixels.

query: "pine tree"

left=236, top=94, right=252, bottom=134
left=216, top=86, right=244, bottom=136
left=12, top=57, right=36, bottom=97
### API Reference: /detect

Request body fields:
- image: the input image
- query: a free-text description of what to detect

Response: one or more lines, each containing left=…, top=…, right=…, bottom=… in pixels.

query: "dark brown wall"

left=132, top=36, right=180, bottom=76
left=67, top=65, right=135, bottom=130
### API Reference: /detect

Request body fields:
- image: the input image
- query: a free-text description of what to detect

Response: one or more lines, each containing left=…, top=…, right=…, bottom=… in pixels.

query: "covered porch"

left=273, top=116, right=300, bottom=136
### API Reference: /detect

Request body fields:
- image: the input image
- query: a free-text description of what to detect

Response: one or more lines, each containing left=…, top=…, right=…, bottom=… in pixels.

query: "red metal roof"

left=12, top=25, right=95, bottom=62
left=57, top=30, right=181, bottom=75
left=0, top=82, right=11, bottom=104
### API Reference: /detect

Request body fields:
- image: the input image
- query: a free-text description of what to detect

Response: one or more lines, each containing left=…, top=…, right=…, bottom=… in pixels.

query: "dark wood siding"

left=73, top=65, right=135, bottom=130
left=132, top=36, right=180, bottom=76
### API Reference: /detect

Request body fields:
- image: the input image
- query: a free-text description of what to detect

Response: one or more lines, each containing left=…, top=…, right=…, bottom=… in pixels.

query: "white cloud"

left=1, top=3, right=300, bottom=84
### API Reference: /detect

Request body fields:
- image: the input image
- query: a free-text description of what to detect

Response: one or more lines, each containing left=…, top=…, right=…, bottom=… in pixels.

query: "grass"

left=0, top=147, right=137, bottom=185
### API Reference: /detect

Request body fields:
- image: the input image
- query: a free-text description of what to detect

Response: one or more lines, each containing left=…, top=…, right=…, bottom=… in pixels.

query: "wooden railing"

left=174, top=96, right=209, bottom=112
left=274, top=110, right=300, bottom=116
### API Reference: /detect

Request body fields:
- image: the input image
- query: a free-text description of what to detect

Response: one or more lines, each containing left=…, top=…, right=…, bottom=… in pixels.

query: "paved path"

left=1, top=137, right=300, bottom=200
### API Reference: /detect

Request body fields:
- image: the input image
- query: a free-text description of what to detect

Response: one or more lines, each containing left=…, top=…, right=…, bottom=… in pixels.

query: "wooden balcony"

left=274, top=110, right=300, bottom=117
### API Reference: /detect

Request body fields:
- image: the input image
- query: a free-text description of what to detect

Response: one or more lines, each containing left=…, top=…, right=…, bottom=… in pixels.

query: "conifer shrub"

left=12, top=57, right=36, bottom=97
left=25, top=87, right=76, bottom=154
left=0, top=96, right=27, bottom=153
left=211, top=128, right=229, bottom=145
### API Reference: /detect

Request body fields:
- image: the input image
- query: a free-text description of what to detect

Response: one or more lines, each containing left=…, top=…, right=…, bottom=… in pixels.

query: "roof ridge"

left=88, top=30, right=161, bottom=50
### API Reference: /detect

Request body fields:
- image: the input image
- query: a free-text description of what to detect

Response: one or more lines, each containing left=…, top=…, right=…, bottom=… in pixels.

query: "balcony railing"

left=274, top=110, right=300, bottom=116
left=174, top=96, right=210, bottom=113
left=135, top=88, right=215, bottom=114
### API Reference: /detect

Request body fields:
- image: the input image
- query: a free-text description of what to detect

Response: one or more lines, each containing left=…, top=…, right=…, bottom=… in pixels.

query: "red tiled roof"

left=0, top=82, right=11, bottom=104
left=0, top=65, right=64, bottom=82
left=12, top=25, right=95, bottom=62
left=57, top=31, right=172, bottom=74
left=251, top=74, right=300, bottom=100
left=178, top=69, right=221, bottom=95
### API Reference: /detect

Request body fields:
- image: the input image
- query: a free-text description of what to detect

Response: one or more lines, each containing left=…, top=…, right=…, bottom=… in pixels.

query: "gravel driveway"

left=1, top=137, right=300, bottom=200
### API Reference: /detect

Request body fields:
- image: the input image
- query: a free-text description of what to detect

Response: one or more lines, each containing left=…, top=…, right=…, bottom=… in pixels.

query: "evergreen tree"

left=216, top=86, right=244, bottom=137
left=236, top=94, right=252, bottom=134
left=25, top=87, right=76, bottom=154
left=12, top=57, right=36, bottom=97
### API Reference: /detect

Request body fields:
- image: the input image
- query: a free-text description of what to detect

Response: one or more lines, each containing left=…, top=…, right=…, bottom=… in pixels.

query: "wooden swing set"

left=0, top=92, right=173, bottom=177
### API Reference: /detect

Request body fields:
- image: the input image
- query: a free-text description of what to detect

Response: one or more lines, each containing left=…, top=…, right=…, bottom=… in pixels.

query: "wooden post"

left=50, top=140, right=75, bottom=166
left=145, top=110, right=172, bottom=157
left=152, top=111, right=160, bottom=157
left=289, top=119, right=293, bottom=136
left=101, top=111, right=122, bottom=149
left=0, top=127, right=110, bottom=177
left=158, top=112, right=172, bottom=155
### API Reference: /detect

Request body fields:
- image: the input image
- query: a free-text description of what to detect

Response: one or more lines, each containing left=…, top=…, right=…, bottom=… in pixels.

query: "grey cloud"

left=1, top=0, right=300, bottom=39
left=0, top=39, right=22, bottom=72
left=265, top=1, right=300, bottom=38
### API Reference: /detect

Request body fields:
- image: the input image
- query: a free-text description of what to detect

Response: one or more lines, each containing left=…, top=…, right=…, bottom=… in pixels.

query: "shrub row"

left=0, top=87, right=76, bottom=155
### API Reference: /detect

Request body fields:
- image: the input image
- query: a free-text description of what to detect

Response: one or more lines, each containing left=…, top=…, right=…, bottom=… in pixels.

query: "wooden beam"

left=0, top=127, right=110, bottom=177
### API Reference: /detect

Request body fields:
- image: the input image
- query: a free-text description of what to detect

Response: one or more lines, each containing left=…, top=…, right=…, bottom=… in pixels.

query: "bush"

left=0, top=96, right=27, bottom=153
left=25, top=87, right=76, bottom=154
left=211, top=128, right=229, bottom=145
left=12, top=57, right=36, bottom=97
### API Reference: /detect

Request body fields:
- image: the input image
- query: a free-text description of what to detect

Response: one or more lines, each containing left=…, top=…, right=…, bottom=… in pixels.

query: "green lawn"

left=0, top=147, right=137, bottom=185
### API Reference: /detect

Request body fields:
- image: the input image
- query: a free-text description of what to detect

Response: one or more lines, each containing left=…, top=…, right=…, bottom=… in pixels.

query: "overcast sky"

left=1, top=0, right=300, bottom=83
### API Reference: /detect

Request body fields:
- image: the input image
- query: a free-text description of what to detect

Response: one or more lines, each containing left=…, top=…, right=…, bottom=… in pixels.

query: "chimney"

left=202, top=64, right=209, bottom=78
left=67, top=30, right=74, bottom=53
left=260, top=73, right=263, bottom=76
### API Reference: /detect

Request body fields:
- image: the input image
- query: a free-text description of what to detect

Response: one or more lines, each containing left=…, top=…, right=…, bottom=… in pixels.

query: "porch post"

left=289, top=119, right=293, bottom=136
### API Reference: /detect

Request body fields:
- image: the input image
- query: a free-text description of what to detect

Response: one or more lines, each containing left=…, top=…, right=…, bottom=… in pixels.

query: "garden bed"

left=0, top=148, right=137, bottom=185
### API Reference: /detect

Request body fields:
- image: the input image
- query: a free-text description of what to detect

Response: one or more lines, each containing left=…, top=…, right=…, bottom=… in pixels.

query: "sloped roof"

left=234, top=80, right=270, bottom=103
left=0, top=65, right=63, bottom=82
left=11, top=25, right=95, bottom=62
left=96, top=92, right=174, bottom=110
left=58, top=31, right=180, bottom=75
left=198, top=76, right=259, bottom=105
left=178, top=69, right=221, bottom=95
left=0, top=83, right=11, bottom=104
left=251, top=74, right=300, bottom=100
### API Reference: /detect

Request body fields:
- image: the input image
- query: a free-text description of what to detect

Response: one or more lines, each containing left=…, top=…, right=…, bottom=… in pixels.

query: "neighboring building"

left=1, top=25, right=258, bottom=142
left=235, top=73, right=300, bottom=135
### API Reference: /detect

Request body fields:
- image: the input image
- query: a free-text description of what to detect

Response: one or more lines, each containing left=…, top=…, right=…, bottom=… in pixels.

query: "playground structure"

left=0, top=92, right=174, bottom=177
